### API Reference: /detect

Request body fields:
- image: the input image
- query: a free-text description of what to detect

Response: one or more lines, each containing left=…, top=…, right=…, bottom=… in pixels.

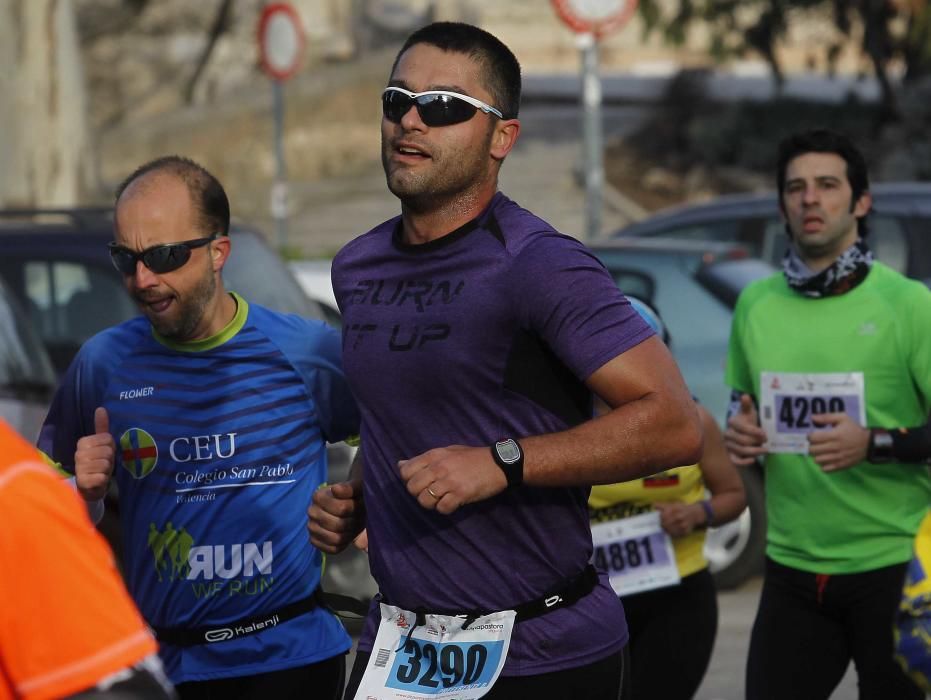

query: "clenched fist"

left=74, top=407, right=115, bottom=501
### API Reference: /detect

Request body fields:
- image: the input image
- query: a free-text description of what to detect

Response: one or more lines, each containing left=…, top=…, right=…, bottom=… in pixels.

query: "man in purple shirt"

left=309, top=22, right=703, bottom=700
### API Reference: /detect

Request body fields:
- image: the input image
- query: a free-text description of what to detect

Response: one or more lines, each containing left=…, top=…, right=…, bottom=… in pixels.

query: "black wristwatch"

left=867, top=428, right=895, bottom=464
left=491, top=438, right=524, bottom=488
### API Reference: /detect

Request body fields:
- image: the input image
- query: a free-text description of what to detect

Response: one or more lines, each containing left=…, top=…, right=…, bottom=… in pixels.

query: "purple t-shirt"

left=333, top=192, right=653, bottom=675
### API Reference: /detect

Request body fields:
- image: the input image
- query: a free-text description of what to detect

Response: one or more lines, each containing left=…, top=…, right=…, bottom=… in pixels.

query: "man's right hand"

left=307, top=478, right=365, bottom=554
left=74, top=407, right=115, bottom=501
left=724, top=394, right=769, bottom=466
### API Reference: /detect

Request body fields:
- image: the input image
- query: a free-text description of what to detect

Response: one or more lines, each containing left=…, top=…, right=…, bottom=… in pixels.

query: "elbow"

left=678, top=418, right=704, bottom=466
left=668, top=402, right=704, bottom=466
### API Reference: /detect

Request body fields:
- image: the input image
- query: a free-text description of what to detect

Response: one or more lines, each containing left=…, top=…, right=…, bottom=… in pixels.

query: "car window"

left=762, top=215, right=908, bottom=274
left=595, top=249, right=735, bottom=424
left=610, top=270, right=654, bottom=302
left=0, top=281, right=56, bottom=398
left=0, top=259, right=138, bottom=374
left=23, top=261, right=138, bottom=342
left=869, top=216, right=908, bottom=274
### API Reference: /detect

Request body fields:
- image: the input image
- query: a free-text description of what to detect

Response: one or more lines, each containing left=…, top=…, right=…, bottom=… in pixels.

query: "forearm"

left=705, top=487, right=746, bottom=527
left=521, top=391, right=703, bottom=487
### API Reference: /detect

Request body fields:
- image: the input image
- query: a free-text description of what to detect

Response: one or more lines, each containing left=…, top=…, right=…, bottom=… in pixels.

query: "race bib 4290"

left=759, top=371, right=866, bottom=454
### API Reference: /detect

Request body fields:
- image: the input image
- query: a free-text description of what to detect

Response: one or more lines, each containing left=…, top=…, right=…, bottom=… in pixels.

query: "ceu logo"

left=120, top=428, right=158, bottom=479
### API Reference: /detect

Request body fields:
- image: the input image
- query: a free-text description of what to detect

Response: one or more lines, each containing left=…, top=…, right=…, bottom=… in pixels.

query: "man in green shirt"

left=725, top=128, right=931, bottom=700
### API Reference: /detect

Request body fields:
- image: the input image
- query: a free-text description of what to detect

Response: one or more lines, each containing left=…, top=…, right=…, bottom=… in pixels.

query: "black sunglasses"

left=108, top=233, right=220, bottom=275
left=382, top=87, right=504, bottom=127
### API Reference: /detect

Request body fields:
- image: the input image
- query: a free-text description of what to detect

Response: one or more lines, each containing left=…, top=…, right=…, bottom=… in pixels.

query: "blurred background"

left=3, top=0, right=931, bottom=248
left=4, top=2, right=930, bottom=697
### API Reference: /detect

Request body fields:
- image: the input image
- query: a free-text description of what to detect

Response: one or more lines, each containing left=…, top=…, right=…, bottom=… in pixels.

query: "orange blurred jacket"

left=0, top=419, right=157, bottom=700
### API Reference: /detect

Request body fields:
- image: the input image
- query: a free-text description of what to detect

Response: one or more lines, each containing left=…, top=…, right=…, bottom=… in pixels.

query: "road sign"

left=258, top=3, right=305, bottom=81
left=551, top=0, right=638, bottom=38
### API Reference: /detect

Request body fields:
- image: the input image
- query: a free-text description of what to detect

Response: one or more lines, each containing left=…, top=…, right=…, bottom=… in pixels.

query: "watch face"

left=495, top=439, right=521, bottom=464
left=875, top=432, right=894, bottom=449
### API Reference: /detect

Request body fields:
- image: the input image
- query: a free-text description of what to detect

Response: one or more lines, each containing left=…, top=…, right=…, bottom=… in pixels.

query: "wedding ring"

left=427, top=487, right=439, bottom=499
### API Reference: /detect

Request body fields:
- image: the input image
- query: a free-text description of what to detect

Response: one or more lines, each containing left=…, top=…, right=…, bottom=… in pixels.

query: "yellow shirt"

left=589, top=464, right=708, bottom=578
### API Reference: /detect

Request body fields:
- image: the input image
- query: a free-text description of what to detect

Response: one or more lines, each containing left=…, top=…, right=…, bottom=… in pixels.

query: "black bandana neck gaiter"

left=782, top=238, right=874, bottom=299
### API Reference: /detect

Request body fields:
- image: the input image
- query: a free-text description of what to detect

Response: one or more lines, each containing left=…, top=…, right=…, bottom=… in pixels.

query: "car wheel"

left=705, top=465, right=766, bottom=590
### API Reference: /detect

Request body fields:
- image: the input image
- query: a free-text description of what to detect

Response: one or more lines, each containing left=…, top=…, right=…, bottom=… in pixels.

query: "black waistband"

left=380, top=564, right=599, bottom=628
left=151, top=589, right=323, bottom=647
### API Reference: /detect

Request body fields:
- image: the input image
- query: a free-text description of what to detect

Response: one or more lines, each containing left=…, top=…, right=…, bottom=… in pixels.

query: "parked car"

left=0, top=277, right=56, bottom=443
left=589, top=238, right=776, bottom=589
left=612, top=182, right=931, bottom=286
left=289, top=259, right=341, bottom=327
left=0, top=208, right=376, bottom=611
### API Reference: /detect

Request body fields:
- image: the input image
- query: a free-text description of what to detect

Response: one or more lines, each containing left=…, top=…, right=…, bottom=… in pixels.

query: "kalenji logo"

left=204, top=628, right=234, bottom=643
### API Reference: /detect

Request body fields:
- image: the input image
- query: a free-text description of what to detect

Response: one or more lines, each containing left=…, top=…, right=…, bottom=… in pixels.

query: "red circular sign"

left=551, top=0, right=639, bottom=37
left=258, top=3, right=305, bottom=81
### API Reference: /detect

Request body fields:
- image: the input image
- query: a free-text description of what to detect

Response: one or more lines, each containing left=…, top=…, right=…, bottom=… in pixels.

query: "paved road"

left=697, top=577, right=857, bottom=699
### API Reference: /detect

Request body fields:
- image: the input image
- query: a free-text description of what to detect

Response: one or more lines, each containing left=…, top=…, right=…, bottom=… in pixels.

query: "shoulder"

left=245, top=303, right=340, bottom=367
left=246, top=303, right=337, bottom=343
left=486, top=196, right=602, bottom=272
left=333, top=217, right=400, bottom=270
left=868, top=263, right=931, bottom=303
left=734, top=272, right=788, bottom=314
left=77, top=317, right=151, bottom=368
left=489, top=194, right=578, bottom=255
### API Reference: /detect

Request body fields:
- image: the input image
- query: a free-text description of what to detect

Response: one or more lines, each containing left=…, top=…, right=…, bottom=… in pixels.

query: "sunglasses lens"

left=109, top=248, right=138, bottom=275
left=144, top=245, right=191, bottom=274
left=382, top=91, right=411, bottom=124
left=382, top=91, right=477, bottom=127
left=418, top=94, right=476, bottom=127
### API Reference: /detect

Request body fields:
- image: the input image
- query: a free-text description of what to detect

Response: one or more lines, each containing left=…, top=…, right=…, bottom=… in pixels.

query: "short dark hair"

left=391, top=22, right=521, bottom=120
left=115, top=155, right=230, bottom=236
left=776, top=129, right=870, bottom=236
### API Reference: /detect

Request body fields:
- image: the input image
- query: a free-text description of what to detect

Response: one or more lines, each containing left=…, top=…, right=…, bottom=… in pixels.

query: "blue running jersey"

left=39, top=294, right=359, bottom=683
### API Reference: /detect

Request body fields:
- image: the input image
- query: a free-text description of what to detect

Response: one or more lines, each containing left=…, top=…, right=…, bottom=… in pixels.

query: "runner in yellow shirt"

left=589, top=297, right=746, bottom=700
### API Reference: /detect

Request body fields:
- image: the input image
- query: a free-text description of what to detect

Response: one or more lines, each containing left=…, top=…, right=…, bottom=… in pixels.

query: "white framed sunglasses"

left=382, top=86, right=504, bottom=126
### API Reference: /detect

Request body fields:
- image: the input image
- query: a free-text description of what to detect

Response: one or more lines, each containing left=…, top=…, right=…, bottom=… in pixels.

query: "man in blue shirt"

left=39, top=156, right=359, bottom=699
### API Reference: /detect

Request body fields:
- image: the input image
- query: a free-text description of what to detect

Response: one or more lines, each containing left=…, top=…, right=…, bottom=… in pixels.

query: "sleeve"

left=36, top=341, right=108, bottom=476
left=510, top=235, right=654, bottom=381
left=0, top=463, right=157, bottom=700
left=725, top=290, right=755, bottom=397
left=282, top=316, right=361, bottom=444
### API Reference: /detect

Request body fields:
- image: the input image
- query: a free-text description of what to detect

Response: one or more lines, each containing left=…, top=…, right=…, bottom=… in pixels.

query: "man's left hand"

left=399, top=445, right=508, bottom=515
left=808, top=413, right=870, bottom=472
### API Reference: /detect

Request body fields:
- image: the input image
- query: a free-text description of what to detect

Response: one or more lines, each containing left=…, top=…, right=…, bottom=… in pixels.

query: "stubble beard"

left=144, top=264, right=217, bottom=340
left=382, top=128, right=495, bottom=213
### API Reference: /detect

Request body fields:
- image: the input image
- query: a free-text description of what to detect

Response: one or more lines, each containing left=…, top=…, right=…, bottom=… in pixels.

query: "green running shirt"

left=726, top=262, right=931, bottom=574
